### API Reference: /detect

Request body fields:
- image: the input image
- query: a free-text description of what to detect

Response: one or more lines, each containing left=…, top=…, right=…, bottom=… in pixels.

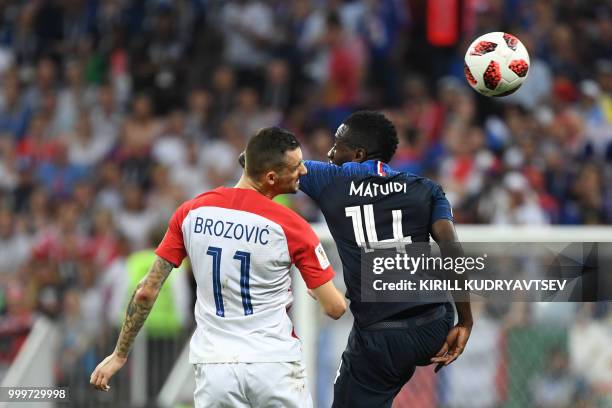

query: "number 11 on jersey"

left=206, top=246, right=253, bottom=317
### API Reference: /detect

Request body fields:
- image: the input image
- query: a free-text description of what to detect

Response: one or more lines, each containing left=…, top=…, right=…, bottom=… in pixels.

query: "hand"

left=90, top=352, right=127, bottom=392
left=430, top=322, right=472, bottom=367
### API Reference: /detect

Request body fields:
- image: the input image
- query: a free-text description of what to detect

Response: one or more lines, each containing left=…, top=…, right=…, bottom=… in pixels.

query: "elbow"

left=134, top=285, right=158, bottom=306
left=325, top=301, right=347, bottom=320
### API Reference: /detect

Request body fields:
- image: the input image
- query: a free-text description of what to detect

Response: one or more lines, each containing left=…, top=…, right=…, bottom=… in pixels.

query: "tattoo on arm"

left=114, top=257, right=174, bottom=358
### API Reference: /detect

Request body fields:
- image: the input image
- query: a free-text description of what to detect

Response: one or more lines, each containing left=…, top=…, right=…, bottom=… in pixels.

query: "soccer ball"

left=464, top=32, right=530, bottom=97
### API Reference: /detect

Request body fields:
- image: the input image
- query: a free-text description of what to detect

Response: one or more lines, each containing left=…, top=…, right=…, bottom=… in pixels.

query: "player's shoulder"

left=340, top=161, right=372, bottom=177
left=262, top=199, right=311, bottom=231
left=304, top=160, right=369, bottom=178
left=393, top=169, right=442, bottom=190
left=178, top=187, right=226, bottom=211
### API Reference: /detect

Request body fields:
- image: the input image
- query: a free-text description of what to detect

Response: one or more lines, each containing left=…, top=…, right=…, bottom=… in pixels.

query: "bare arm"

left=310, top=281, right=347, bottom=320
left=430, top=219, right=473, bottom=368
left=431, top=220, right=473, bottom=326
left=90, top=256, right=174, bottom=391
left=114, top=256, right=174, bottom=357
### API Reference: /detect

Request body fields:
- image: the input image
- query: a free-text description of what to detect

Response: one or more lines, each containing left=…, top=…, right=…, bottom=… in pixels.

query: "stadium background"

left=0, top=0, right=610, bottom=407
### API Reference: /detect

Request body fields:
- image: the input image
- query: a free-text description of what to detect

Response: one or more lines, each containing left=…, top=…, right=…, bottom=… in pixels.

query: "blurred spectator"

left=131, top=5, right=186, bottom=113
left=23, top=58, right=57, bottom=113
left=114, top=183, right=159, bottom=251
left=15, top=113, right=58, bottom=166
left=439, top=123, right=491, bottom=212
left=0, top=281, right=33, bottom=378
left=170, top=140, right=210, bottom=199
left=218, top=0, right=277, bottom=79
left=358, top=0, right=407, bottom=106
left=117, top=94, right=159, bottom=185
left=565, top=164, right=609, bottom=224
left=152, top=109, right=189, bottom=168
left=0, top=71, right=30, bottom=140
left=185, top=88, right=213, bottom=142
left=596, top=60, right=612, bottom=123
left=54, top=59, right=96, bottom=135
left=96, top=161, right=123, bottom=212
left=147, top=163, right=184, bottom=221
left=200, top=118, right=246, bottom=187
left=87, top=208, right=121, bottom=271
left=0, top=207, right=30, bottom=281
left=531, top=347, right=577, bottom=408
left=319, top=11, right=365, bottom=128
left=89, top=84, right=122, bottom=152
left=209, top=65, right=237, bottom=131
left=229, top=87, right=281, bottom=139
left=0, top=138, right=18, bottom=191
left=66, top=112, right=110, bottom=168
left=262, top=59, right=294, bottom=113
left=492, top=172, right=549, bottom=225
left=570, top=305, right=612, bottom=406
left=35, top=141, right=89, bottom=199
left=118, top=93, right=161, bottom=160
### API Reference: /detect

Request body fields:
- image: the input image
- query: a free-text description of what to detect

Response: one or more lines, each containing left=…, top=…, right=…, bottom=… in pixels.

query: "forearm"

left=432, top=220, right=473, bottom=326
left=442, top=241, right=473, bottom=326
left=454, top=301, right=473, bottom=326
left=113, top=283, right=157, bottom=358
left=113, top=256, right=174, bottom=358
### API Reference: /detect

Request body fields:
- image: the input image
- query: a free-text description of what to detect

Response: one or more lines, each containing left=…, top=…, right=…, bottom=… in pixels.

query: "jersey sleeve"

left=430, top=183, right=454, bottom=223
left=299, top=160, right=341, bottom=200
left=283, top=217, right=335, bottom=289
left=155, top=203, right=188, bottom=267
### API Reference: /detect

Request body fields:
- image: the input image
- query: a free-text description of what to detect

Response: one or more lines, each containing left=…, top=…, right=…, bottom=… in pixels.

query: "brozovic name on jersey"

left=194, top=216, right=270, bottom=245
left=349, top=181, right=407, bottom=197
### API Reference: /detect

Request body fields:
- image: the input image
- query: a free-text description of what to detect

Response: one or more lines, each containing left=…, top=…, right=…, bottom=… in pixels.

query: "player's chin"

left=286, top=182, right=300, bottom=194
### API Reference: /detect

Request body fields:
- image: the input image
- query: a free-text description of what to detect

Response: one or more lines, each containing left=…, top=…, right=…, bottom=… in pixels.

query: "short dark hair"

left=245, top=127, right=300, bottom=177
left=341, top=111, right=398, bottom=163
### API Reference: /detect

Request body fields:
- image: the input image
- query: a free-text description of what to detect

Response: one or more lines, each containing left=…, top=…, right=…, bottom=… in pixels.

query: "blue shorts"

left=332, top=303, right=454, bottom=408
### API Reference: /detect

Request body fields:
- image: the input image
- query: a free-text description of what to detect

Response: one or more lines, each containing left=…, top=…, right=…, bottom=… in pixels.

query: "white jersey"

left=156, top=187, right=334, bottom=364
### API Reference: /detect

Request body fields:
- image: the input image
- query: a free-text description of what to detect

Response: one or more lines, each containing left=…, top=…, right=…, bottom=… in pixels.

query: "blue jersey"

left=300, top=160, right=453, bottom=326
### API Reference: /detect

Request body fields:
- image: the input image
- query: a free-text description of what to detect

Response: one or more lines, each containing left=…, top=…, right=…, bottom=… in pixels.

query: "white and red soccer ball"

left=464, top=32, right=530, bottom=97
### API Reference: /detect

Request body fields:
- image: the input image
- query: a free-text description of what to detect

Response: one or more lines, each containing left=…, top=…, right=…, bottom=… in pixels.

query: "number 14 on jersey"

left=345, top=205, right=409, bottom=252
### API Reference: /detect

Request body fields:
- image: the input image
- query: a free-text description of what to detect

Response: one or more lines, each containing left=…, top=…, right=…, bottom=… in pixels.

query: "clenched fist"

left=90, top=352, right=127, bottom=392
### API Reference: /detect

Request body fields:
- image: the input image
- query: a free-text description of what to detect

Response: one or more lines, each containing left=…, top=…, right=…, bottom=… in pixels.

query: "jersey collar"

left=363, top=160, right=391, bottom=177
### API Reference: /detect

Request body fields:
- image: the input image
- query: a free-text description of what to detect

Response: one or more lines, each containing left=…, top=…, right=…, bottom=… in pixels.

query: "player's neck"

left=235, top=175, right=276, bottom=200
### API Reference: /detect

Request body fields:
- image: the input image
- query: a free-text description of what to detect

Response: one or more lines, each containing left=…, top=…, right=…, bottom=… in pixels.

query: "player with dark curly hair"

left=298, top=110, right=473, bottom=408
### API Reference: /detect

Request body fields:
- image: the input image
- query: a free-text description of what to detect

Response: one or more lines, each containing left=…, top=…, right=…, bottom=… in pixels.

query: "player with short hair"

left=90, top=126, right=346, bottom=408
left=298, top=111, right=473, bottom=407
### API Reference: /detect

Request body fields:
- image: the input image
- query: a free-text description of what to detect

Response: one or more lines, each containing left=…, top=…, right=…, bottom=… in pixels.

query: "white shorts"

left=193, top=361, right=313, bottom=408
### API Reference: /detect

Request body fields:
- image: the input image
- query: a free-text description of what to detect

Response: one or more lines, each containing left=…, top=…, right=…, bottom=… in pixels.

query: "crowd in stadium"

left=0, top=0, right=610, bottom=406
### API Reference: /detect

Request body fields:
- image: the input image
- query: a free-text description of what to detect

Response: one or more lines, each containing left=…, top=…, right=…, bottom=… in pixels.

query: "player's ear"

left=354, top=148, right=367, bottom=162
left=263, top=170, right=276, bottom=186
